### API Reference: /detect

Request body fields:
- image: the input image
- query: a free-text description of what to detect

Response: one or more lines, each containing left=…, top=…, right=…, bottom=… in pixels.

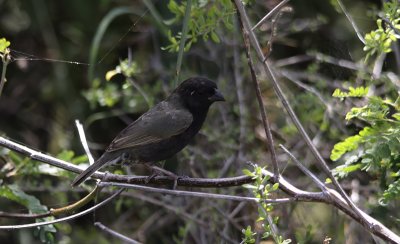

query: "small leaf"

left=0, top=38, right=10, bottom=53
left=242, top=168, right=254, bottom=176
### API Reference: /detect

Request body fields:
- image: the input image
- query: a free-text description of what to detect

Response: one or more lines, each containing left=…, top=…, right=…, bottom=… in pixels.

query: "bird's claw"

left=144, top=172, right=160, bottom=184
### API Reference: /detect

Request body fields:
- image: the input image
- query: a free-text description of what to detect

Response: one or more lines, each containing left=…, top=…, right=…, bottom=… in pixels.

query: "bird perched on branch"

left=71, top=77, right=225, bottom=186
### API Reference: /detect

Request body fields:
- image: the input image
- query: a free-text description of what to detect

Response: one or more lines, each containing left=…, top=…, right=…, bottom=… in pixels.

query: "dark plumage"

left=71, top=77, right=225, bottom=186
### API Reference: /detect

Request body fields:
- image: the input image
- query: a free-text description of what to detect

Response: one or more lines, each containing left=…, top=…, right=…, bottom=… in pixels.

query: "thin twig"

left=252, top=0, right=290, bottom=30
left=0, top=211, right=51, bottom=219
left=0, top=189, right=123, bottom=229
left=242, top=30, right=280, bottom=178
left=0, top=48, right=11, bottom=97
left=95, top=222, right=142, bottom=244
left=336, top=0, right=365, bottom=44
left=372, top=52, right=386, bottom=78
left=280, top=70, right=329, bottom=108
left=312, top=52, right=365, bottom=71
left=75, top=120, right=94, bottom=164
left=174, top=0, right=192, bottom=86
left=279, top=145, right=328, bottom=194
left=98, top=182, right=294, bottom=204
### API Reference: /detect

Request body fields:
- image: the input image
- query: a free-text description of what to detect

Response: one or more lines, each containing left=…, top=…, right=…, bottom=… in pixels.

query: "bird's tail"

left=71, top=153, right=116, bottom=187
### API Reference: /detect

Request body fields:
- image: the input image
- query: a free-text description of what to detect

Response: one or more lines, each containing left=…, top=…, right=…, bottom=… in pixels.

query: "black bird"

left=71, top=77, right=225, bottom=186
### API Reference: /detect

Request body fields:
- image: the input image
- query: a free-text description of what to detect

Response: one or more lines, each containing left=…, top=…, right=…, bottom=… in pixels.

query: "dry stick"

left=231, top=0, right=370, bottom=230
left=336, top=0, right=365, bottom=44
left=75, top=119, right=94, bottom=164
left=0, top=189, right=123, bottom=230
left=252, top=0, right=290, bottom=30
left=242, top=25, right=280, bottom=179
left=0, top=211, right=51, bottom=219
left=98, top=182, right=294, bottom=204
left=279, top=145, right=328, bottom=193
left=0, top=136, right=254, bottom=187
left=95, top=222, right=142, bottom=244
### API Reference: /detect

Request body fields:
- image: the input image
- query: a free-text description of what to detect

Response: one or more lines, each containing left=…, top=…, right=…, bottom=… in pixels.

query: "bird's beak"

left=208, top=89, right=225, bottom=102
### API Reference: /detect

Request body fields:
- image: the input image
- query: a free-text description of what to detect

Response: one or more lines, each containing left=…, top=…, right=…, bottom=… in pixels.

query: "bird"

left=71, top=77, right=225, bottom=186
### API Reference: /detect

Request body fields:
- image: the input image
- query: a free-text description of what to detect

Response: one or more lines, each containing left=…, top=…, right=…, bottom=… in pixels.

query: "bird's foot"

left=146, top=165, right=181, bottom=189
left=144, top=171, right=160, bottom=184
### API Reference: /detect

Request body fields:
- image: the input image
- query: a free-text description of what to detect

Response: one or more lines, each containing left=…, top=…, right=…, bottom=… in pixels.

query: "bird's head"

left=174, top=77, right=225, bottom=111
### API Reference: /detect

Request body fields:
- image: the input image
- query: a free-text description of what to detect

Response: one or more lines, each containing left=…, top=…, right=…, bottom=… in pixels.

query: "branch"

left=1, top=135, right=398, bottom=242
left=231, top=0, right=367, bottom=229
left=252, top=0, right=290, bottom=30
left=336, top=0, right=365, bottom=44
left=98, top=182, right=295, bottom=204
left=95, top=222, right=142, bottom=244
left=0, top=136, right=253, bottom=187
left=242, top=31, right=279, bottom=178
left=0, top=189, right=123, bottom=229
left=260, top=169, right=400, bottom=243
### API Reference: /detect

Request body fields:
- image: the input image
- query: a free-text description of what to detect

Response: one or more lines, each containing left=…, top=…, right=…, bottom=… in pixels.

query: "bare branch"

left=98, top=182, right=295, bottom=204
left=242, top=30, right=280, bottom=178
left=75, top=120, right=94, bottom=164
left=252, top=0, right=290, bottom=30
left=336, top=0, right=365, bottom=44
left=95, top=222, right=142, bottom=244
left=279, top=145, right=328, bottom=193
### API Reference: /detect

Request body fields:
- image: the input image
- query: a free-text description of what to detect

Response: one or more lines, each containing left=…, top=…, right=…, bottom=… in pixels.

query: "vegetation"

left=1, top=0, right=400, bottom=243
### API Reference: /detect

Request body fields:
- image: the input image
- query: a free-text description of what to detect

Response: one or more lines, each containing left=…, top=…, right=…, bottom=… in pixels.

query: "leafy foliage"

left=84, top=58, right=154, bottom=110
left=242, top=165, right=291, bottom=244
left=0, top=185, right=56, bottom=243
left=332, top=86, right=369, bottom=99
left=162, top=0, right=235, bottom=52
left=331, top=95, right=400, bottom=204
left=363, top=0, right=400, bottom=62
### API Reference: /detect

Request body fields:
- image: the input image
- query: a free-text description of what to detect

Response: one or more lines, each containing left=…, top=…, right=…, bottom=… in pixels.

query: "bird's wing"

left=106, top=101, right=193, bottom=152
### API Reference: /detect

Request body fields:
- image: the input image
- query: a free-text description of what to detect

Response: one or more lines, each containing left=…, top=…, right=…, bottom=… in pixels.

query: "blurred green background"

left=1, top=0, right=398, bottom=243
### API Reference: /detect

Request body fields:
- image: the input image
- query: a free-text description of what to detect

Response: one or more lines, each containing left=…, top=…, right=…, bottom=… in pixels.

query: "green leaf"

left=330, top=134, right=362, bottom=161
left=242, top=168, right=254, bottom=176
left=210, top=31, right=220, bottom=43
left=332, top=86, right=369, bottom=98
left=0, top=38, right=10, bottom=53
left=0, top=184, right=48, bottom=214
